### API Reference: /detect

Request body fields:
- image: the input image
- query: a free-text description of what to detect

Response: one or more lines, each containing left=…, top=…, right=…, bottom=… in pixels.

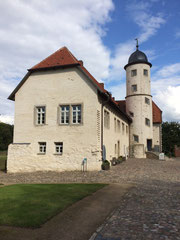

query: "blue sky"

left=0, top=0, right=180, bottom=123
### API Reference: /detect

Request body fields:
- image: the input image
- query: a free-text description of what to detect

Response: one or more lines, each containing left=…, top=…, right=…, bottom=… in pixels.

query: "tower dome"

left=124, top=40, right=152, bottom=69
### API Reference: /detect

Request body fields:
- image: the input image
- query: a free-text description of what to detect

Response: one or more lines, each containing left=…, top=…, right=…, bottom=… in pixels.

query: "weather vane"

left=135, top=38, right=139, bottom=50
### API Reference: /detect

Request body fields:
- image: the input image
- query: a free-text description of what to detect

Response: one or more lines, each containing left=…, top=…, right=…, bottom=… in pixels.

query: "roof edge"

left=8, top=72, right=31, bottom=101
left=124, top=61, right=152, bottom=70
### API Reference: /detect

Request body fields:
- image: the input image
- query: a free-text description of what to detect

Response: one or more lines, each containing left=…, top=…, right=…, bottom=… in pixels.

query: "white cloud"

left=153, top=86, right=180, bottom=122
left=0, top=0, right=114, bottom=123
left=126, top=1, right=165, bottom=43
left=152, top=63, right=180, bottom=122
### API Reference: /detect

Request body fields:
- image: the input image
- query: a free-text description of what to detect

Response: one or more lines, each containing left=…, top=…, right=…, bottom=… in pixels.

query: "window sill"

left=53, top=153, right=63, bottom=156
left=37, top=153, right=46, bottom=155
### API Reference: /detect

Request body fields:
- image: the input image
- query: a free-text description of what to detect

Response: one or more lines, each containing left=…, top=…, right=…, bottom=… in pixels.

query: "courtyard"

left=0, top=158, right=180, bottom=240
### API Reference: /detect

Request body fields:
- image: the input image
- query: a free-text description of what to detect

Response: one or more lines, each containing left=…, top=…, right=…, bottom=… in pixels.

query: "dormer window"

left=131, top=69, right=137, bottom=77
left=132, top=84, right=137, bottom=92
left=144, top=69, right=148, bottom=76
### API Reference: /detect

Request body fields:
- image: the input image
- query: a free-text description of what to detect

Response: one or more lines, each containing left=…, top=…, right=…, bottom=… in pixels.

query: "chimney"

left=100, top=83, right=104, bottom=89
left=79, top=60, right=83, bottom=66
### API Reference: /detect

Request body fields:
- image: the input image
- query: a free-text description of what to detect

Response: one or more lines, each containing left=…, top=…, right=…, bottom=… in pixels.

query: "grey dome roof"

left=124, top=48, right=152, bottom=69
left=128, top=50, right=148, bottom=64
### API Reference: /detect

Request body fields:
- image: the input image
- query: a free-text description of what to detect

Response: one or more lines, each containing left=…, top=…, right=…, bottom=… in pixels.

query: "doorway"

left=147, top=139, right=152, bottom=151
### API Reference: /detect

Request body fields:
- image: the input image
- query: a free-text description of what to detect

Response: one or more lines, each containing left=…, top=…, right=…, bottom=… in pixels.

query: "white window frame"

left=38, top=142, right=46, bottom=154
left=122, top=122, right=125, bottom=134
left=60, top=105, right=70, bottom=124
left=36, top=106, right=46, bottom=125
left=72, top=105, right=82, bottom=124
left=55, top=142, right=63, bottom=155
left=117, top=120, right=120, bottom=133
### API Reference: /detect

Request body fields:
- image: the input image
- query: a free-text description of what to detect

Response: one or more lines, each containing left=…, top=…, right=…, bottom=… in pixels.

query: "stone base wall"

left=7, top=144, right=102, bottom=173
left=131, top=144, right=145, bottom=158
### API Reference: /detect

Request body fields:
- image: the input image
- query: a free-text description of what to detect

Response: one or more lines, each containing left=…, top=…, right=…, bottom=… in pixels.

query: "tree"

left=162, top=122, right=180, bottom=157
left=0, top=122, right=13, bottom=151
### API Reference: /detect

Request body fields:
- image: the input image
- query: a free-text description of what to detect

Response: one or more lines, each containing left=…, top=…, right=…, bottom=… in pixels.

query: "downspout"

left=101, top=93, right=110, bottom=161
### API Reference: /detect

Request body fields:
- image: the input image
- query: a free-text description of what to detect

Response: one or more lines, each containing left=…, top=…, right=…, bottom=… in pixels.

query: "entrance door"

left=147, top=139, right=152, bottom=151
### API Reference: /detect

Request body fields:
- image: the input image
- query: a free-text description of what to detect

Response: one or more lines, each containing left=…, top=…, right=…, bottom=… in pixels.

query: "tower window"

left=144, top=69, right=148, bottom=76
left=133, top=135, right=139, bottom=142
left=129, top=111, right=134, bottom=117
left=131, top=69, right=137, bottom=77
left=145, top=118, right=150, bottom=126
left=145, top=97, right=150, bottom=105
left=131, top=84, right=137, bottom=92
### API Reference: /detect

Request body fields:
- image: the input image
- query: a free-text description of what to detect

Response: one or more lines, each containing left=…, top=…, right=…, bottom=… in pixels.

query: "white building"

left=7, top=45, right=162, bottom=172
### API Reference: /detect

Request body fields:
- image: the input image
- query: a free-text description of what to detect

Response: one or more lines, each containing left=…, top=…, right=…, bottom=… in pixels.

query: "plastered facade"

left=7, top=67, right=130, bottom=173
left=103, top=106, right=129, bottom=160
left=126, top=64, right=153, bottom=158
left=153, top=124, right=161, bottom=152
left=8, top=67, right=102, bottom=172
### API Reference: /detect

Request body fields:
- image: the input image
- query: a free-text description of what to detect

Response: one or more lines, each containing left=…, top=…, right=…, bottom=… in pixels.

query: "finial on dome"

left=135, top=38, right=139, bottom=50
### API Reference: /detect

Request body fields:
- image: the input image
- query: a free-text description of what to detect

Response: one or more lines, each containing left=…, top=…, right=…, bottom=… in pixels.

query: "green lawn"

left=0, top=183, right=106, bottom=228
left=0, top=151, right=7, bottom=171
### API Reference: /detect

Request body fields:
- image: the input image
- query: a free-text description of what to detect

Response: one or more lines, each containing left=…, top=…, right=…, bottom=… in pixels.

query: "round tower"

left=124, top=40, right=153, bottom=158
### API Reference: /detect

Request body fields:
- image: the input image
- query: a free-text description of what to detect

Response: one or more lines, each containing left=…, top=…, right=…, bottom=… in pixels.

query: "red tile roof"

left=116, top=100, right=162, bottom=124
left=8, top=46, right=161, bottom=123
left=29, top=46, right=79, bottom=70
left=152, top=101, right=162, bottom=123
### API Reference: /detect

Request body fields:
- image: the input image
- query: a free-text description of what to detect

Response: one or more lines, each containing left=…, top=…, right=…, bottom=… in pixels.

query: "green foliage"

left=0, top=183, right=106, bottom=228
left=162, top=122, right=180, bottom=157
left=0, top=151, right=7, bottom=171
left=0, top=122, right=13, bottom=151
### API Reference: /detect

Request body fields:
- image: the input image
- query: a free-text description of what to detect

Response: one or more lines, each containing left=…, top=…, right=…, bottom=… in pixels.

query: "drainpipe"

left=101, top=93, right=110, bottom=161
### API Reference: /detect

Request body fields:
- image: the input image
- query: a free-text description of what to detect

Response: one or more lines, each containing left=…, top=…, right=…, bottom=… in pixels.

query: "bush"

left=101, top=160, right=110, bottom=170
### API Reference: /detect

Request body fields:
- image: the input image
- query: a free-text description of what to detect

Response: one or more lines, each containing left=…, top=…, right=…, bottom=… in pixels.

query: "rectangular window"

left=131, top=69, right=137, bottom=77
left=145, top=97, right=150, bottom=105
left=114, top=118, right=116, bottom=132
left=36, top=106, right=45, bottom=125
left=72, top=105, right=81, bottom=124
left=104, top=110, right=110, bottom=129
left=55, top=142, right=63, bottom=154
left=133, top=135, right=139, bottom=142
left=145, top=118, right=150, bottom=126
left=132, top=84, right=137, bottom=92
left=126, top=125, right=128, bottom=135
left=39, top=142, right=46, bottom=154
left=117, top=120, right=120, bottom=132
left=60, top=105, right=69, bottom=124
left=129, top=111, right=134, bottom=117
left=122, top=122, right=125, bottom=134
left=144, top=69, right=148, bottom=76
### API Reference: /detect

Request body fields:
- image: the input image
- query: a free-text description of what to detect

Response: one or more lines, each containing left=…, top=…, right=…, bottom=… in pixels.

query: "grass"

left=0, top=183, right=106, bottom=228
left=0, top=151, right=7, bottom=171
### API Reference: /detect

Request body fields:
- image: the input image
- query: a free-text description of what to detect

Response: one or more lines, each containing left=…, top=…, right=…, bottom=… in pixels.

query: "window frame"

left=71, top=104, right=82, bottom=124
left=133, top=135, right=139, bottom=143
left=35, top=106, right=46, bottom=125
left=60, top=105, right=70, bottom=125
left=144, top=69, right=148, bottom=76
left=38, top=142, right=46, bottom=154
left=145, top=118, right=150, bottom=126
left=131, top=69, right=137, bottom=77
left=104, top=109, right=110, bottom=129
left=131, top=84, right=137, bottom=92
left=145, top=97, right=150, bottom=105
left=54, top=142, right=63, bottom=155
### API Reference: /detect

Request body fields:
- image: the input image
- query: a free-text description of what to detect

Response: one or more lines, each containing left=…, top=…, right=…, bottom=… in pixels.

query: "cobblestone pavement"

left=0, top=158, right=180, bottom=240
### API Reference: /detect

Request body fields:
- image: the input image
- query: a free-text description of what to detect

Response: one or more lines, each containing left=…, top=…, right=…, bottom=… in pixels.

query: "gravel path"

left=0, top=158, right=180, bottom=240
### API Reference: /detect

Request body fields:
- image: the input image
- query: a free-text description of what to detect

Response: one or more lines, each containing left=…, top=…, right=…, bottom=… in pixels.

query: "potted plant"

left=101, top=160, right=110, bottom=170
left=111, top=157, right=117, bottom=166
